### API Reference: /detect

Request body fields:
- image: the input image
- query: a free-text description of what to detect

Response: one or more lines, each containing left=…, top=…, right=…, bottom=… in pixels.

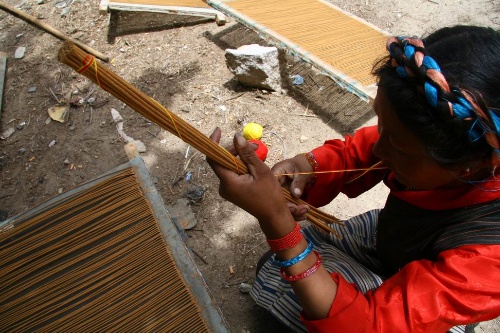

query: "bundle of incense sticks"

left=0, top=168, right=211, bottom=332
left=58, top=41, right=341, bottom=235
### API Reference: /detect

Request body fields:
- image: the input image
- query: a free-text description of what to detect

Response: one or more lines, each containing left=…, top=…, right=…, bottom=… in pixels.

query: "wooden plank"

left=100, top=0, right=226, bottom=24
left=0, top=51, right=6, bottom=116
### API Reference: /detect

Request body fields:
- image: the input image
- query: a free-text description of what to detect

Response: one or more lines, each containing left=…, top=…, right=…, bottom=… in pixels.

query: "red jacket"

left=300, top=126, right=500, bottom=332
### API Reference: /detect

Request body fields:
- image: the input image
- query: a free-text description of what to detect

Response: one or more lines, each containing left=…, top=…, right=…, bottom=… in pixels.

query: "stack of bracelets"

left=266, top=222, right=322, bottom=282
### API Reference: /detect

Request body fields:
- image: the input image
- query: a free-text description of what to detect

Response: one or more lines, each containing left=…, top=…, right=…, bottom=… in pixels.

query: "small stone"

left=48, top=139, right=56, bottom=148
left=239, top=283, right=252, bottom=293
left=16, top=122, right=26, bottom=130
left=299, top=135, right=309, bottom=143
left=63, top=158, right=70, bottom=165
left=58, top=188, right=63, bottom=194
left=185, top=185, right=206, bottom=202
left=60, top=7, right=71, bottom=17
left=0, top=127, right=15, bottom=139
left=18, top=147, right=26, bottom=154
left=14, top=46, right=26, bottom=59
left=27, top=86, right=37, bottom=93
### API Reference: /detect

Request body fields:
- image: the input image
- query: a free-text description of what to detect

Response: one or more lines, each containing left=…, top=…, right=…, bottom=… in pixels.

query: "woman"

left=207, top=25, right=500, bottom=332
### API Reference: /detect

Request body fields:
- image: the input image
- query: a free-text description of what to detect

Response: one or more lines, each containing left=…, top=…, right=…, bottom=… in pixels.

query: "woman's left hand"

left=207, top=127, right=292, bottom=226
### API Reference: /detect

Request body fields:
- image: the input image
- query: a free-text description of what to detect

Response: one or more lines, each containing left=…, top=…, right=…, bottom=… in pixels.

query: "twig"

left=290, top=113, right=317, bottom=117
left=166, top=184, right=175, bottom=195
left=46, top=87, right=61, bottom=103
left=183, top=151, right=199, bottom=173
left=0, top=193, right=15, bottom=200
left=242, top=241, right=267, bottom=255
left=224, top=278, right=249, bottom=286
left=146, top=130, right=159, bottom=139
left=190, top=248, right=208, bottom=264
left=224, top=92, right=244, bottom=102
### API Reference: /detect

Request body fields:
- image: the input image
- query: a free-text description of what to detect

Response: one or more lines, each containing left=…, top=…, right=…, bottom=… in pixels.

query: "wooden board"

left=100, top=0, right=226, bottom=24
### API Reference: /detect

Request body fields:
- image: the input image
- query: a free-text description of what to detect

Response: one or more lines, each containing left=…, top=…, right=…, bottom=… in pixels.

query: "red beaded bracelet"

left=266, top=222, right=303, bottom=252
left=279, top=251, right=322, bottom=282
left=304, top=152, right=318, bottom=186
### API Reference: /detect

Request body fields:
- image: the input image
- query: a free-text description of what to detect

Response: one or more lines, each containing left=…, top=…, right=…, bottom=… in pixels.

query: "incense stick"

left=58, top=41, right=341, bottom=235
left=276, top=166, right=387, bottom=177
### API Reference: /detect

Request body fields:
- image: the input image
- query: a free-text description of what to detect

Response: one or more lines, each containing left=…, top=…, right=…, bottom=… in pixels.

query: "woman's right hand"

left=272, top=154, right=314, bottom=220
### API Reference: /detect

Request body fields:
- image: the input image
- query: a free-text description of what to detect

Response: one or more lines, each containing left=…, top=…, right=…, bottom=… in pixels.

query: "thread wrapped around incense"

left=57, top=41, right=342, bottom=236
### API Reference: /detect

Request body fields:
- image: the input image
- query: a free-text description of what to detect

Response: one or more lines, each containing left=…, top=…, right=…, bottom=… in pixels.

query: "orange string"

left=78, top=55, right=104, bottom=89
left=231, top=153, right=241, bottom=175
left=276, top=163, right=387, bottom=182
left=150, top=99, right=184, bottom=142
left=345, top=161, right=385, bottom=184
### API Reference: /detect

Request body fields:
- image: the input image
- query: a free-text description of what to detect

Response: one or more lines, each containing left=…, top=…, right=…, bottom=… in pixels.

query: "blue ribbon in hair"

left=391, top=38, right=500, bottom=142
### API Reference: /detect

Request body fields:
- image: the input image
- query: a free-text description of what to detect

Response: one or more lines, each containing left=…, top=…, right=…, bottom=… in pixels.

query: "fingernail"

left=293, top=188, right=302, bottom=197
left=236, top=133, right=247, bottom=147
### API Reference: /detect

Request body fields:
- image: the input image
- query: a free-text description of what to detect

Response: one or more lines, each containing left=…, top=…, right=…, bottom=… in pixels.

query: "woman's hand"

left=272, top=154, right=313, bottom=198
left=272, top=154, right=313, bottom=220
left=207, top=128, right=292, bottom=230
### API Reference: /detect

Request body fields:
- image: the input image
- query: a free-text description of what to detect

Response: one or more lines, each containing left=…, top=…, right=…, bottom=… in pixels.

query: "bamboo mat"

left=0, top=159, right=229, bottom=332
left=207, top=0, right=390, bottom=101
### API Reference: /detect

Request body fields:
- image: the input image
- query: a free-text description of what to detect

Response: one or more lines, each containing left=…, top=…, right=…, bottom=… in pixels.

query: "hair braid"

left=386, top=35, right=500, bottom=165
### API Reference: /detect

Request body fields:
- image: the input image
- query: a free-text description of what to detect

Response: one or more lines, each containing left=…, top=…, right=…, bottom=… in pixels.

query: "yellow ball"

left=243, top=122, right=263, bottom=140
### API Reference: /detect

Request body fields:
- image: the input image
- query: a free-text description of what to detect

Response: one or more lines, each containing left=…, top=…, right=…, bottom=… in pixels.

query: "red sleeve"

left=302, top=125, right=385, bottom=207
left=301, top=244, right=500, bottom=333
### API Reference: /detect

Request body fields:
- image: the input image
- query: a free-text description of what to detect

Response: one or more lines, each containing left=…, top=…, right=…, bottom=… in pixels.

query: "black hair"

left=373, top=25, right=500, bottom=168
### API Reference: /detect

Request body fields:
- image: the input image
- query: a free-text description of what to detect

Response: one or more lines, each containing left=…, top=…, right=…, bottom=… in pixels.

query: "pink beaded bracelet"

left=279, top=251, right=322, bottom=282
left=266, top=222, right=303, bottom=252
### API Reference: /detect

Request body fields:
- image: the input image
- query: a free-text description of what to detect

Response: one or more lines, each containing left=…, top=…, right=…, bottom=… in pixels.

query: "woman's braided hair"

left=373, top=26, right=500, bottom=169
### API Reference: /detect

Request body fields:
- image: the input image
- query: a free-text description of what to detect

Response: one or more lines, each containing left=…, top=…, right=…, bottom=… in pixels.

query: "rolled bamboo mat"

left=58, top=41, right=342, bottom=235
left=0, top=167, right=211, bottom=332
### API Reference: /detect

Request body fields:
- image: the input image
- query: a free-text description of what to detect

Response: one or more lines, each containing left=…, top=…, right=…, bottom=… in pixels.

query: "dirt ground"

left=1, top=0, right=499, bottom=332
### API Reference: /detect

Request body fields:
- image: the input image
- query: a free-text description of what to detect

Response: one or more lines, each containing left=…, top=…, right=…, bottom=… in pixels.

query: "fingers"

left=208, top=128, right=268, bottom=181
left=209, top=127, right=221, bottom=143
left=232, top=133, right=267, bottom=175
left=207, top=127, right=231, bottom=179
left=286, top=202, right=310, bottom=221
left=271, top=159, right=310, bottom=199
left=290, top=176, right=309, bottom=198
left=271, top=161, right=293, bottom=186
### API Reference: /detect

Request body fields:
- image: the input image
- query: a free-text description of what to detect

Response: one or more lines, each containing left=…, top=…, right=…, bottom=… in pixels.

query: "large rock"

left=225, top=44, right=282, bottom=92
